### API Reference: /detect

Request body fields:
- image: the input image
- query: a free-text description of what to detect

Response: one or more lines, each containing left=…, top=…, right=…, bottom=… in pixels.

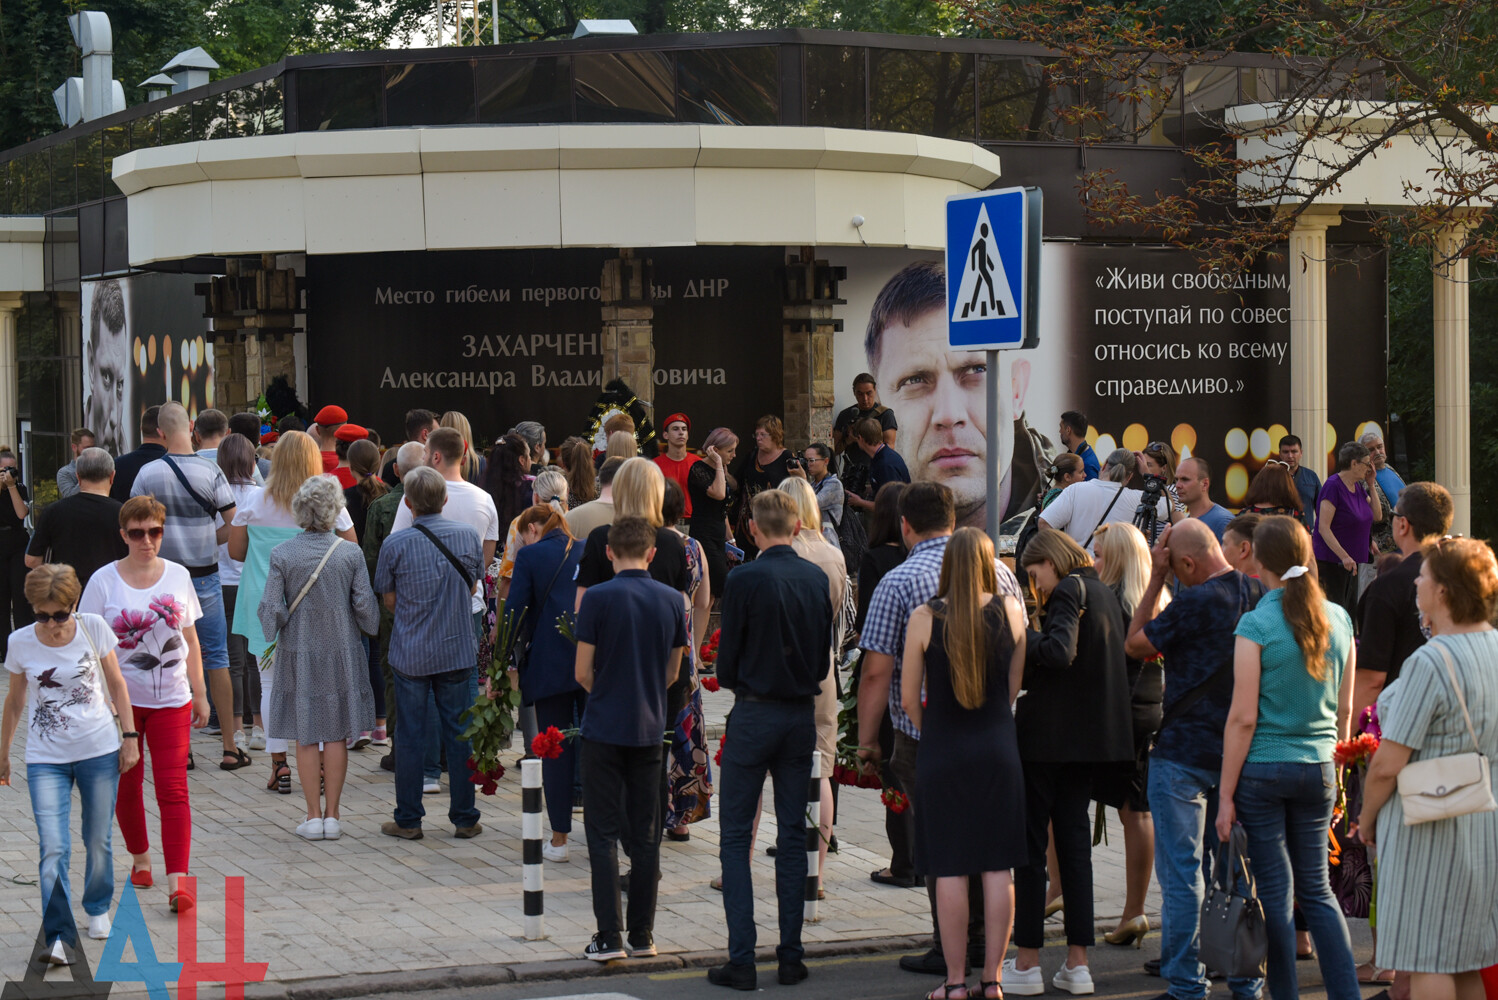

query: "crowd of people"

left=0, top=383, right=1492, bottom=1000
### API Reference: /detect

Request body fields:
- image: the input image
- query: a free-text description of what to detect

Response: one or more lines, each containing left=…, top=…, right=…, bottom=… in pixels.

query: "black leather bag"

left=1199, top=825, right=1268, bottom=980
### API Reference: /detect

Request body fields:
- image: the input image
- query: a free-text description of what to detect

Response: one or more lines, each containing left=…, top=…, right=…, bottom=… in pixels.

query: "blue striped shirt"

left=859, top=534, right=1023, bottom=739
left=374, top=514, right=483, bottom=676
left=130, top=454, right=235, bottom=571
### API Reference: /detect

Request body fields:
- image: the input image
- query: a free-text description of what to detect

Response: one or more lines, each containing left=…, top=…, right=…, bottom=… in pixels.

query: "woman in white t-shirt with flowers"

left=79, top=494, right=209, bottom=914
left=1, top=564, right=139, bottom=966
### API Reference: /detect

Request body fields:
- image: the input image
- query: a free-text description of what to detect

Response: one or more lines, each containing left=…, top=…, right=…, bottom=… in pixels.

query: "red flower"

left=858, top=771, right=883, bottom=790
left=881, top=787, right=911, bottom=814
left=701, top=676, right=720, bottom=692
left=532, top=726, right=566, bottom=760
left=715, top=735, right=726, bottom=766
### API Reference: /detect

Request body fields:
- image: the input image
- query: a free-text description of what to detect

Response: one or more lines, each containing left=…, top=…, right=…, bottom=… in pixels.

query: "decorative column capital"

left=1280, top=206, right=1344, bottom=235
left=0, top=293, right=22, bottom=314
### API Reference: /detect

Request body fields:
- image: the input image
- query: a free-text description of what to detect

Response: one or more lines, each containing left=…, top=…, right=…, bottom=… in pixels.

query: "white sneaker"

left=248, top=725, right=266, bottom=750
left=349, top=732, right=371, bottom=750
left=1001, top=958, right=1044, bottom=996
left=46, top=940, right=72, bottom=965
left=422, top=778, right=441, bottom=795
left=87, top=914, right=111, bottom=940
left=233, top=729, right=249, bottom=752
left=542, top=842, right=570, bottom=863
left=1053, top=962, right=1095, bottom=995
left=322, top=818, right=342, bottom=840
left=295, top=818, right=325, bottom=840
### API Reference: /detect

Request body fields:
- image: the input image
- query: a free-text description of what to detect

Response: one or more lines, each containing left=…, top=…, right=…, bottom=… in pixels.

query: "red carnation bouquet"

left=699, top=628, right=720, bottom=666
left=532, top=725, right=573, bottom=760
left=700, top=676, right=720, bottom=693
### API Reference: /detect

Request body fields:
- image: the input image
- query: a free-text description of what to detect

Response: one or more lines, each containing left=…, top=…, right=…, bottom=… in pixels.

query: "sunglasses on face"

left=35, top=610, right=71, bottom=624
left=125, top=526, right=164, bottom=542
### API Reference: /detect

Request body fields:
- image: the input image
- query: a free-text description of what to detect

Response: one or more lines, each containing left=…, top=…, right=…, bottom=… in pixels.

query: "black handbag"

left=1199, top=825, right=1268, bottom=980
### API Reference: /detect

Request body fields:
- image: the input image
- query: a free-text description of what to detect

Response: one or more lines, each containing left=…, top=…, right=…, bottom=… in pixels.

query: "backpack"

left=830, top=504, right=867, bottom=577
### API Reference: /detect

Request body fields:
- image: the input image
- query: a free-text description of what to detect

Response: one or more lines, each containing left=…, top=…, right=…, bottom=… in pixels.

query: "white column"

left=1433, top=221, right=1475, bottom=535
left=0, top=294, right=20, bottom=448
left=1287, top=209, right=1341, bottom=475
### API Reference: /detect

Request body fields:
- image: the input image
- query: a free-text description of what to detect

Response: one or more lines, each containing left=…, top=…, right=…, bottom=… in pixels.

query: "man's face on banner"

left=872, top=306, right=1015, bottom=525
left=87, top=321, right=128, bottom=455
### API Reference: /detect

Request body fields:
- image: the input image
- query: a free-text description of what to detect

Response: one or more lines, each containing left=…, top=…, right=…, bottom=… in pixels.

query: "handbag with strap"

left=1397, top=639, right=1497, bottom=825
left=1199, top=825, right=1268, bottom=980
left=260, top=538, right=343, bottom=672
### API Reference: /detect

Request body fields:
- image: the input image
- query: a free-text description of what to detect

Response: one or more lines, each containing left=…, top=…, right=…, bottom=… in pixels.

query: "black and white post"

left=521, top=758, right=546, bottom=940
left=804, top=750, right=821, bottom=923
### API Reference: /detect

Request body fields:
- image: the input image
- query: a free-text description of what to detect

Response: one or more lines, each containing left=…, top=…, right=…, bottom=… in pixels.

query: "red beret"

left=314, top=405, right=348, bottom=426
left=334, top=423, right=368, bottom=443
left=662, top=412, right=690, bottom=432
left=261, top=432, right=280, bottom=445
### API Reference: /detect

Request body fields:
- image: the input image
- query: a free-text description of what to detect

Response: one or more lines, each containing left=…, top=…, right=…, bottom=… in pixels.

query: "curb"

left=242, top=919, right=1158, bottom=1000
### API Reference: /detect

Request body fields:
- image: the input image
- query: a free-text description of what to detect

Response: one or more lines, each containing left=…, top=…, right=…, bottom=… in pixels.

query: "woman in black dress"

left=902, top=527, right=1027, bottom=1000
left=728, top=415, right=790, bottom=561
left=687, top=427, right=737, bottom=600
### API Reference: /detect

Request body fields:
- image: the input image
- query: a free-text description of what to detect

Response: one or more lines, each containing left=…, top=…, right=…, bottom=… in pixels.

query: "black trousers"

left=891, top=731, right=984, bottom=961
left=1316, top=559, right=1358, bottom=621
left=0, top=542, right=31, bottom=658
left=1014, top=760, right=1096, bottom=948
left=880, top=707, right=915, bottom=879
left=581, top=738, right=663, bottom=940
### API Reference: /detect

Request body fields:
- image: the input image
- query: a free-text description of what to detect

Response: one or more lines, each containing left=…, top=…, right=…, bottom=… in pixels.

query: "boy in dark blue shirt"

left=856, top=417, right=911, bottom=492
left=573, top=516, right=688, bottom=963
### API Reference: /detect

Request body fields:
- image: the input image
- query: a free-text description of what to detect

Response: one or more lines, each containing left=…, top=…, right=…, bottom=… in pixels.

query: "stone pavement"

left=0, top=670, right=1158, bottom=994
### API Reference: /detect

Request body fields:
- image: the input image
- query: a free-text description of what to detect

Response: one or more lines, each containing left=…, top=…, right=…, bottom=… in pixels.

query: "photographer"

left=0, top=448, right=32, bottom=658
left=1037, top=449, right=1172, bottom=556
left=787, top=443, right=845, bottom=549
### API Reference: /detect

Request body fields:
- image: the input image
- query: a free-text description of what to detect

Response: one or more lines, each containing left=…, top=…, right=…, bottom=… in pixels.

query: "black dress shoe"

left=870, top=868, right=920, bottom=888
left=1145, top=958, right=1161, bottom=977
left=380, top=752, right=395, bottom=772
left=708, top=962, right=757, bottom=991
left=779, top=960, right=809, bottom=985
left=900, top=949, right=952, bottom=975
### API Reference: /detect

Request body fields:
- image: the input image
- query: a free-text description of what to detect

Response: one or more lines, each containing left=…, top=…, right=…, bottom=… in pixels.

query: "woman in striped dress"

left=1359, top=536, right=1498, bottom=1000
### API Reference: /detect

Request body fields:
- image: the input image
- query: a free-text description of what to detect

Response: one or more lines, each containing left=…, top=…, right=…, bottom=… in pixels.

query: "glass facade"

left=16, top=292, right=81, bottom=509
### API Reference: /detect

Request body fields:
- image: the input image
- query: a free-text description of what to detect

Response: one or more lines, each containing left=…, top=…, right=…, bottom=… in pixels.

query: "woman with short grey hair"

left=1311, top=440, right=1382, bottom=617
left=258, top=474, right=380, bottom=841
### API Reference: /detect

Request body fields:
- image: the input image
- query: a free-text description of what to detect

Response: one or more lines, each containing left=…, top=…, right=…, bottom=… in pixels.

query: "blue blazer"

left=505, top=529, right=583, bottom=705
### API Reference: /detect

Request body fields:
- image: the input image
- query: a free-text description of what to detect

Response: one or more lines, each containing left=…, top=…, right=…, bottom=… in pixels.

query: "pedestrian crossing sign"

left=946, top=186, right=1041, bottom=351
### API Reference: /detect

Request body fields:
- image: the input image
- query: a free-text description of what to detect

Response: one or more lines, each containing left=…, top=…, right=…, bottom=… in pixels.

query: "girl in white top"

left=78, top=494, right=207, bottom=913
left=1, top=564, right=138, bottom=963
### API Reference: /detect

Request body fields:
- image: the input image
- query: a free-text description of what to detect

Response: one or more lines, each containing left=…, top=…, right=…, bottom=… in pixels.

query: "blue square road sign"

left=946, top=186, right=1041, bottom=351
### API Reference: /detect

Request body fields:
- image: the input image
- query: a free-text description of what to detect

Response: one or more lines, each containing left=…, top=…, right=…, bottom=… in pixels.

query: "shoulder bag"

left=413, top=522, right=474, bottom=591
left=1199, top=824, right=1268, bottom=979
left=1081, top=483, right=1127, bottom=551
left=161, top=455, right=221, bottom=518
left=1396, top=639, right=1497, bottom=825
left=513, top=538, right=574, bottom=675
left=260, top=538, right=343, bottom=672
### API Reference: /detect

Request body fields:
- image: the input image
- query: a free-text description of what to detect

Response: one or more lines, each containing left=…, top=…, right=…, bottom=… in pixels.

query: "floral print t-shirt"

left=79, top=559, right=203, bottom=710
left=4, top=614, right=120, bottom=765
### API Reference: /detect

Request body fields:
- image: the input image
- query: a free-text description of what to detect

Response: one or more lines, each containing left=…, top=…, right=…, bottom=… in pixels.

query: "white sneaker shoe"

left=87, top=914, right=112, bottom=940
left=248, top=725, right=266, bottom=750
left=46, top=940, right=72, bottom=965
left=1053, top=962, right=1095, bottom=995
left=542, top=842, right=570, bottom=863
left=1001, top=958, right=1044, bottom=996
left=295, top=817, right=325, bottom=840
left=322, top=818, right=342, bottom=840
left=422, top=778, right=441, bottom=795
left=233, top=729, right=249, bottom=752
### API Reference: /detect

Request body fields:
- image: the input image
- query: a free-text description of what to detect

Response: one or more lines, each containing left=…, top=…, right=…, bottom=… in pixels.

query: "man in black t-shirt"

left=1355, top=482, right=1453, bottom=716
left=26, top=447, right=127, bottom=590
left=833, top=374, right=898, bottom=512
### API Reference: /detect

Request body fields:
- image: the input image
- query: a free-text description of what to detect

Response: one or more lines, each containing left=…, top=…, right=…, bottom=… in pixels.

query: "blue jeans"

left=422, top=613, right=481, bottom=780
left=1148, top=756, right=1263, bottom=1000
left=1234, top=761, right=1361, bottom=1000
left=29, top=751, right=120, bottom=947
left=393, top=667, right=479, bottom=830
left=192, top=573, right=230, bottom=672
left=718, top=699, right=815, bottom=967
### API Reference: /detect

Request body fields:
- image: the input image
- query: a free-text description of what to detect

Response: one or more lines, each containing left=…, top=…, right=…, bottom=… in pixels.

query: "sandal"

left=926, top=984, right=968, bottom=999
left=980, top=982, right=1002, bottom=999
left=1357, top=963, right=1394, bottom=985
left=220, top=748, right=251, bottom=771
left=267, top=760, right=291, bottom=794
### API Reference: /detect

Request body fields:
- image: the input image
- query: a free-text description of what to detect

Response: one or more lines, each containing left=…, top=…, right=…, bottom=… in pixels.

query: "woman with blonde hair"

left=228, top=430, right=355, bottom=794
left=440, top=411, right=481, bottom=484
left=604, top=429, right=638, bottom=463
left=902, top=527, right=1028, bottom=999
left=1218, top=516, right=1359, bottom=1000
left=1009, top=528, right=1133, bottom=995
left=1091, top=522, right=1169, bottom=946
left=779, top=476, right=848, bottom=896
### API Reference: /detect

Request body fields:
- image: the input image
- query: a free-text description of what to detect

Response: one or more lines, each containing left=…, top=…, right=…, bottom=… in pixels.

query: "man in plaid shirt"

left=857, top=481, right=1023, bottom=977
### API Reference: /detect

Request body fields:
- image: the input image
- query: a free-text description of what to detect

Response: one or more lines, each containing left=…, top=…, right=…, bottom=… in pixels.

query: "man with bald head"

left=1124, top=519, right=1267, bottom=1000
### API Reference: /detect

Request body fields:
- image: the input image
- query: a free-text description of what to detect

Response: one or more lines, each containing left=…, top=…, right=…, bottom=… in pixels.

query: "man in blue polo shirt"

left=1059, top=411, right=1100, bottom=480
left=1278, top=434, right=1321, bottom=529
left=855, top=417, right=910, bottom=494
left=574, top=516, right=688, bottom=964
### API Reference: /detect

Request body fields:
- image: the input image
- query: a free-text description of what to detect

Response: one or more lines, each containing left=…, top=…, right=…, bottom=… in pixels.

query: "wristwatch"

left=120, top=732, right=139, bottom=739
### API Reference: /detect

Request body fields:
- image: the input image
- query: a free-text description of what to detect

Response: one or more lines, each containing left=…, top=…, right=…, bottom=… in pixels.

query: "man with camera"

left=1038, top=450, right=1172, bottom=555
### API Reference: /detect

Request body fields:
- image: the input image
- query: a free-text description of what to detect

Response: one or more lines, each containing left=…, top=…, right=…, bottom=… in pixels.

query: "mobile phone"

left=725, top=542, right=745, bottom=562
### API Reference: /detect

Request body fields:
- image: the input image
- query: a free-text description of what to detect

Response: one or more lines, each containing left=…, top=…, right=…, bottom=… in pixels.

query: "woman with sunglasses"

left=79, top=495, right=209, bottom=913
left=1, top=564, right=139, bottom=965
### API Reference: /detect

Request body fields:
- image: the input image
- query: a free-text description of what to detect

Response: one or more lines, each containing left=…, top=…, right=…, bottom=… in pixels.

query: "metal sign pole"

left=986, top=349, right=1001, bottom=548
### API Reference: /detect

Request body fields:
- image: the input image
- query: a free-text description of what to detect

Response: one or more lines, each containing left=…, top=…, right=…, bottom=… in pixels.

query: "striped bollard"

left=804, top=750, right=821, bottom=923
left=521, top=758, right=547, bottom=940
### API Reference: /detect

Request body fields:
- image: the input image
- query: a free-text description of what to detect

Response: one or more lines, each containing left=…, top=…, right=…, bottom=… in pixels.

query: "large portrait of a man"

left=862, top=259, right=1055, bottom=528
left=82, top=278, right=131, bottom=456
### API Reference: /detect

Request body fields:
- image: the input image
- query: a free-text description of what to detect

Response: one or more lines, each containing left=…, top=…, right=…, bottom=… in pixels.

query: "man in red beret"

left=332, top=423, right=368, bottom=489
left=652, top=412, right=699, bottom=518
left=314, top=404, right=348, bottom=474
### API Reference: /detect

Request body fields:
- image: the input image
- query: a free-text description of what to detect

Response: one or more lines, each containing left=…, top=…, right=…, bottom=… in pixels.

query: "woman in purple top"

left=1311, top=441, right=1382, bottom=617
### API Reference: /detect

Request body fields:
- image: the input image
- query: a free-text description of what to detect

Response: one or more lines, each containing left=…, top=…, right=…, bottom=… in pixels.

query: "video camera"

left=1134, top=473, right=1168, bottom=537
